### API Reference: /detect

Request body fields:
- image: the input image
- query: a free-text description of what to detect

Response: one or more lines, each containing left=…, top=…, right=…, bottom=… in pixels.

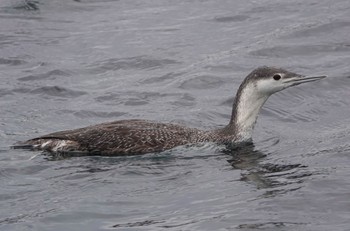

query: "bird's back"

left=19, top=119, right=209, bottom=155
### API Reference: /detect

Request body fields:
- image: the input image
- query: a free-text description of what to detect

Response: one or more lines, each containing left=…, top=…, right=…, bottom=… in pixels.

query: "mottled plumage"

left=14, top=66, right=326, bottom=156
left=25, top=120, right=229, bottom=155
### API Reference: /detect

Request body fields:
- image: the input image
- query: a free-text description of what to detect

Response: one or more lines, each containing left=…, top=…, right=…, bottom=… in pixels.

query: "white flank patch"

left=40, top=141, right=52, bottom=148
left=52, top=140, right=68, bottom=152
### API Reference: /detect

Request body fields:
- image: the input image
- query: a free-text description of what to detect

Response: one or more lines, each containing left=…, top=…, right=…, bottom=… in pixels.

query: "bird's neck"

left=226, top=83, right=269, bottom=142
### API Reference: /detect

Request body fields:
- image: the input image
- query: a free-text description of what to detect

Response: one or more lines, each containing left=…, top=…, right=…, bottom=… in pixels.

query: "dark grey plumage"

left=14, top=66, right=325, bottom=156
left=23, top=120, right=231, bottom=155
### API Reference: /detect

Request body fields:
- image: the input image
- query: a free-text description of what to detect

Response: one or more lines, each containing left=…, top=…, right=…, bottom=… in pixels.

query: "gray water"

left=1, top=0, right=350, bottom=230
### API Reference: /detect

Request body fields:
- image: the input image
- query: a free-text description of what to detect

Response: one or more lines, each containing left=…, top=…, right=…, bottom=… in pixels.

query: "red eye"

left=273, top=74, right=281, bottom=80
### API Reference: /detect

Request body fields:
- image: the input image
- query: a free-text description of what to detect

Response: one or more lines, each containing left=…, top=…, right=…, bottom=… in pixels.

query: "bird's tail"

left=11, top=139, right=42, bottom=150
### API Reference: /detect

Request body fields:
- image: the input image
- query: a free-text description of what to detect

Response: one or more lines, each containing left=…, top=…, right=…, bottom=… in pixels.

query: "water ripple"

left=285, top=20, right=350, bottom=38
left=18, top=69, right=71, bottom=81
left=13, top=86, right=87, bottom=98
left=179, top=75, right=228, bottom=90
left=250, top=43, right=350, bottom=58
left=88, top=56, right=181, bottom=74
left=212, top=15, right=250, bottom=23
left=57, top=109, right=126, bottom=119
left=0, top=57, right=26, bottom=66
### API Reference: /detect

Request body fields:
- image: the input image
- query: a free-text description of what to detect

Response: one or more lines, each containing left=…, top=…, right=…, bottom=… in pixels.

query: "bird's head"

left=244, top=66, right=326, bottom=96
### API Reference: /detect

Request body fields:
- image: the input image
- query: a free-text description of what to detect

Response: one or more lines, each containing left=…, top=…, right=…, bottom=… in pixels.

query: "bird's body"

left=14, top=66, right=326, bottom=155
left=23, top=120, right=230, bottom=155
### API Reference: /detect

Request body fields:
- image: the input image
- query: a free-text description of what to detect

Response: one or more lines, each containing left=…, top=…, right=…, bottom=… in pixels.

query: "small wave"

left=18, top=69, right=71, bottom=81
left=7, top=0, right=40, bottom=11
left=56, top=109, right=126, bottom=119
left=29, top=86, right=87, bottom=98
left=250, top=43, right=350, bottom=58
left=0, top=89, right=13, bottom=97
left=88, top=56, right=181, bottom=74
left=70, top=110, right=126, bottom=119
left=112, top=219, right=164, bottom=228
left=95, top=91, right=187, bottom=107
left=284, top=21, right=350, bottom=39
left=179, top=75, right=227, bottom=90
left=140, top=72, right=185, bottom=84
left=0, top=58, right=27, bottom=66
left=212, top=15, right=250, bottom=23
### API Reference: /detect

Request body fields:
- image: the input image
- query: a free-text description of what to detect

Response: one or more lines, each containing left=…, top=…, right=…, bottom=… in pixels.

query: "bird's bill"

left=284, top=75, right=326, bottom=86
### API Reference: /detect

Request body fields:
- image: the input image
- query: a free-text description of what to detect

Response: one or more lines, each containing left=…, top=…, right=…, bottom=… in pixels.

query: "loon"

left=14, top=66, right=326, bottom=155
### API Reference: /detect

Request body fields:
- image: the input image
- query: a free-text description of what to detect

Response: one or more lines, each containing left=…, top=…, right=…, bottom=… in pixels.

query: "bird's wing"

left=27, top=120, right=196, bottom=155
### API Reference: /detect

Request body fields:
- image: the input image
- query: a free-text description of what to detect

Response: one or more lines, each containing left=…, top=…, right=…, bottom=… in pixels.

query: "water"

left=1, top=0, right=350, bottom=230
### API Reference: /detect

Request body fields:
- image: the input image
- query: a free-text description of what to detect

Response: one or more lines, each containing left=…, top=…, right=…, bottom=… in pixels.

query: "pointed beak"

left=284, top=75, right=326, bottom=86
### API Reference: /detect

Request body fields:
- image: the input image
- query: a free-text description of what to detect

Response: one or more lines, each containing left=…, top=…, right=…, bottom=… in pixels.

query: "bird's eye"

left=273, top=74, right=281, bottom=81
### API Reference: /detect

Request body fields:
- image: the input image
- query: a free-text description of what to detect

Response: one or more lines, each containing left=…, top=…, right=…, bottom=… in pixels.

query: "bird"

left=13, top=66, right=326, bottom=156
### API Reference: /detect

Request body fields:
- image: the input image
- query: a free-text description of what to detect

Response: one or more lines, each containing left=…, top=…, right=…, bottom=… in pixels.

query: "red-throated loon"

left=14, top=66, right=326, bottom=155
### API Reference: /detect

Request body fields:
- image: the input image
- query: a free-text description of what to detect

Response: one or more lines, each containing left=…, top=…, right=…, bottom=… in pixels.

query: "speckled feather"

left=24, top=119, right=234, bottom=155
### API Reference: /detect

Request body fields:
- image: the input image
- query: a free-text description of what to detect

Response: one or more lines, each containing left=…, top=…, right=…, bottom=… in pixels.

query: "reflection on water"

left=225, top=143, right=307, bottom=195
left=43, top=140, right=310, bottom=204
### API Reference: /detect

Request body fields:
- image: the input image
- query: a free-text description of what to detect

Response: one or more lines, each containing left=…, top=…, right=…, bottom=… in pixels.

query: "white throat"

left=234, top=83, right=269, bottom=141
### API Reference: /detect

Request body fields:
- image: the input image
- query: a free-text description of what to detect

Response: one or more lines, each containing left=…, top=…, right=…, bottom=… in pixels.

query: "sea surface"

left=1, top=0, right=350, bottom=230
